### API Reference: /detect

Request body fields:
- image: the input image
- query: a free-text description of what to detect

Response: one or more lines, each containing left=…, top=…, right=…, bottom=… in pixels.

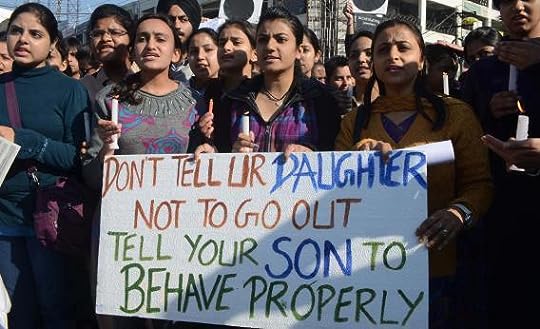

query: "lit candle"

left=516, top=115, right=529, bottom=140
left=110, top=98, right=119, bottom=150
left=241, top=111, right=250, bottom=135
left=208, top=98, right=213, bottom=114
left=510, top=101, right=528, bottom=172
left=516, top=101, right=528, bottom=141
left=442, top=72, right=449, bottom=95
left=83, top=112, right=91, bottom=143
left=508, top=64, right=517, bottom=91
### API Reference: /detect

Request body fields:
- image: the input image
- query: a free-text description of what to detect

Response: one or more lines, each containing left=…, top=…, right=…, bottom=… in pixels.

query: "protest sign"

left=96, top=151, right=429, bottom=328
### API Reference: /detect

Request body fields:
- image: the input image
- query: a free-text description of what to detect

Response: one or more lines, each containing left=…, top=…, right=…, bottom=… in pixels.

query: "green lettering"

left=383, top=242, right=406, bottom=270
left=218, top=240, right=237, bottom=266
left=164, top=272, right=183, bottom=312
left=399, top=289, right=424, bottom=325
left=317, top=284, right=336, bottom=321
left=216, top=273, right=236, bottom=311
left=182, top=274, right=203, bottom=312
left=380, top=290, right=398, bottom=324
left=146, top=268, right=166, bottom=313
left=240, top=238, right=258, bottom=265
left=266, top=281, right=288, bottom=318
left=355, top=288, right=376, bottom=323
left=291, top=284, right=315, bottom=321
left=119, top=263, right=144, bottom=314
left=363, top=241, right=384, bottom=270
left=199, top=274, right=222, bottom=310
left=107, top=231, right=127, bottom=261
left=184, top=234, right=202, bottom=262
left=157, top=234, right=172, bottom=260
left=243, top=275, right=268, bottom=318
left=123, top=233, right=136, bottom=261
left=138, top=235, right=152, bottom=261
left=198, top=239, right=218, bottom=266
left=334, top=286, right=353, bottom=322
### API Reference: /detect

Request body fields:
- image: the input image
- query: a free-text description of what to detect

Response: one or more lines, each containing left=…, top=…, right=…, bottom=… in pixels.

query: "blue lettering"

left=336, top=153, right=354, bottom=188
left=324, top=239, right=352, bottom=277
left=384, top=151, right=402, bottom=187
left=265, top=236, right=293, bottom=279
left=292, top=154, right=318, bottom=193
left=357, top=153, right=375, bottom=188
left=403, top=152, right=427, bottom=189
left=294, top=239, right=321, bottom=280
left=270, top=154, right=299, bottom=193
left=317, top=153, right=335, bottom=190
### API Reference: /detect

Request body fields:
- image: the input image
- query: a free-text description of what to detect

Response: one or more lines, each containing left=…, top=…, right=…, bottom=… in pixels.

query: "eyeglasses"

left=89, top=29, right=128, bottom=40
left=169, top=15, right=190, bottom=23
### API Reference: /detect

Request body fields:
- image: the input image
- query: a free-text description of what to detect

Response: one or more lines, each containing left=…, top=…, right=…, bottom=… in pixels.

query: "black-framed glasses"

left=89, top=29, right=128, bottom=40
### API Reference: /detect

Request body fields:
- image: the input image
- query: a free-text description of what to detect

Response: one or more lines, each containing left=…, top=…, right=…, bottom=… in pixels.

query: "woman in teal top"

left=0, top=3, right=90, bottom=328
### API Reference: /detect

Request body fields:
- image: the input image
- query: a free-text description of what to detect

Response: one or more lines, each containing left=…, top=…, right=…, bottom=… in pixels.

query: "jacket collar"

left=226, top=73, right=324, bottom=102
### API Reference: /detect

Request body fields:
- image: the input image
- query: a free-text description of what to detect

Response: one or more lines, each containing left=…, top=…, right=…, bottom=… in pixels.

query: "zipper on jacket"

left=227, top=92, right=303, bottom=152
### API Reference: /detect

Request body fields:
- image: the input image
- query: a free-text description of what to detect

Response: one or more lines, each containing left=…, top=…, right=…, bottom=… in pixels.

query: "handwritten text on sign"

left=96, top=151, right=429, bottom=328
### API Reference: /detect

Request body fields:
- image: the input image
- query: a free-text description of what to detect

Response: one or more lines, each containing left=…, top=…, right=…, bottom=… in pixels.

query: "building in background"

left=0, top=6, right=13, bottom=31
left=68, top=0, right=499, bottom=61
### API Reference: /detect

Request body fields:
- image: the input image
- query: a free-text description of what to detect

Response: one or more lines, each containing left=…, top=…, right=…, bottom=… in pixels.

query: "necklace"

left=261, top=87, right=288, bottom=107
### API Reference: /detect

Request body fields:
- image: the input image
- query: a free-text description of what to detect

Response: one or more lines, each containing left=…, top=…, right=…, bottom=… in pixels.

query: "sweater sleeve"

left=446, top=100, right=494, bottom=222
left=334, top=110, right=356, bottom=151
left=315, top=86, right=343, bottom=151
left=13, top=83, right=89, bottom=171
left=82, top=91, right=110, bottom=192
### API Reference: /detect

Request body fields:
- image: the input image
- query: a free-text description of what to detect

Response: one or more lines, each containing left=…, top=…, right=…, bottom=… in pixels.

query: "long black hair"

left=361, top=19, right=447, bottom=131
left=110, top=14, right=181, bottom=105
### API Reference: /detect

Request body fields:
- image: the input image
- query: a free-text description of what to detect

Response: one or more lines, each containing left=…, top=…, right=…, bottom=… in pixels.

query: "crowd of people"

left=0, top=0, right=539, bottom=328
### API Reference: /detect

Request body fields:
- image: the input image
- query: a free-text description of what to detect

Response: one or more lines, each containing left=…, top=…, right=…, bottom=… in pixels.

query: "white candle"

left=241, top=112, right=250, bottom=135
left=516, top=114, right=529, bottom=141
left=442, top=72, right=449, bottom=95
left=110, top=98, right=119, bottom=150
left=508, top=64, right=517, bottom=91
left=510, top=114, right=529, bottom=171
left=83, top=112, right=91, bottom=143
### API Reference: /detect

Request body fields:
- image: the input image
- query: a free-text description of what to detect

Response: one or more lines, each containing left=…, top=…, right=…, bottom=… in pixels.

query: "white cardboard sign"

left=96, top=151, right=429, bottom=328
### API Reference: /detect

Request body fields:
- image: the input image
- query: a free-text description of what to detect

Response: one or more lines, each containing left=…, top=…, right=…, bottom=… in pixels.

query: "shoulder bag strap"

left=4, top=75, right=22, bottom=129
left=3, top=74, right=38, bottom=183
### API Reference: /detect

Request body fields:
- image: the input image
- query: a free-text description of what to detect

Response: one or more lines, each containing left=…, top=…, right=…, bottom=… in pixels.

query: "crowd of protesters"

left=0, top=0, right=539, bottom=328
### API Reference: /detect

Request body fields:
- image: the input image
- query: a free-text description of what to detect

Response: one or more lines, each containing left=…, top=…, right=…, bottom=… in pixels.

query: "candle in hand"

left=83, top=112, right=91, bottom=143
left=208, top=98, right=213, bottom=114
left=510, top=101, right=528, bottom=171
left=110, top=98, right=119, bottom=150
left=516, top=101, right=528, bottom=141
left=241, top=111, right=250, bottom=135
left=442, top=72, right=449, bottom=95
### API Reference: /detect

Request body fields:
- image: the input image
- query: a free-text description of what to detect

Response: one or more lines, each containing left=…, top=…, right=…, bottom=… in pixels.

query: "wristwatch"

left=451, top=203, right=473, bottom=229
